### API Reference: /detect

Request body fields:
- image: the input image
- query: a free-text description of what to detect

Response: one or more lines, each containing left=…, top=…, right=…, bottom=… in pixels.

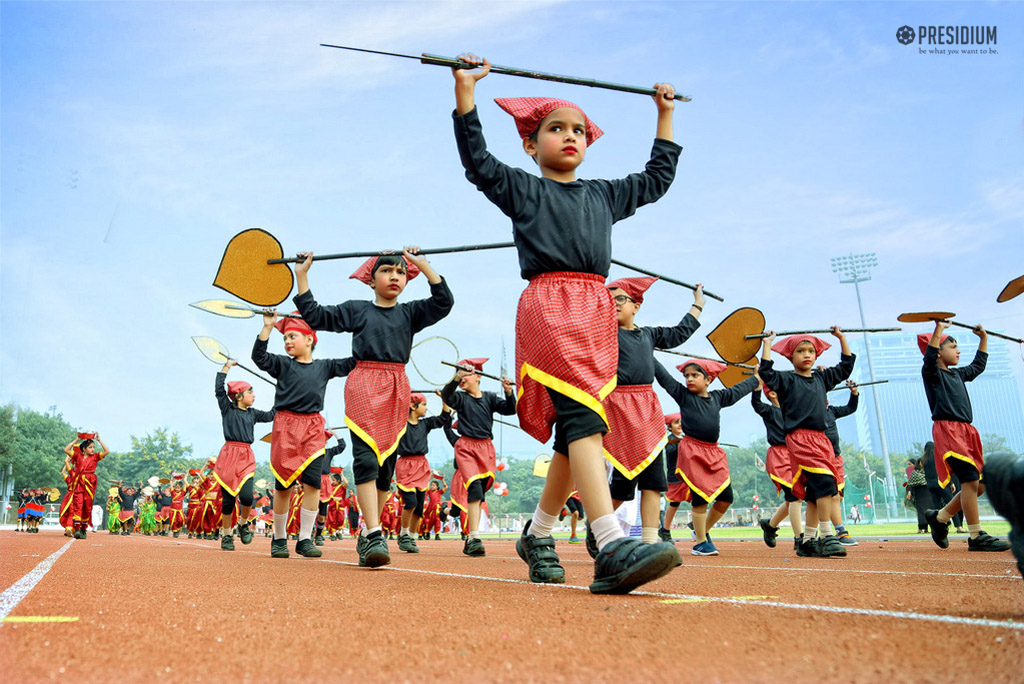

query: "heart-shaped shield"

left=213, top=229, right=294, bottom=307
left=718, top=357, right=758, bottom=388
left=707, top=307, right=766, bottom=364
left=896, top=311, right=956, bottom=323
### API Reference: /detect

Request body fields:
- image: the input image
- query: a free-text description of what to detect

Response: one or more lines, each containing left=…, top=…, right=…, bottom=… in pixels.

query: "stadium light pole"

left=830, top=253, right=898, bottom=518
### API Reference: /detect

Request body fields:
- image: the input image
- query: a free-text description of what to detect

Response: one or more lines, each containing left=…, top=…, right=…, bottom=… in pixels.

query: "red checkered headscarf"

left=916, top=332, right=950, bottom=355
left=410, top=393, right=426, bottom=404
left=677, top=359, right=726, bottom=382
left=275, top=313, right=317, bottom=344
left=772, top=335, right=830, bottom=360
left=607, top=277, right=658, bottom=305
left=494, top=97, right=603, bottom=146
left=458, top=358, right=488, bottom=372
left=226, top=381, right=251, bottom=399
left=664, top=413, right=680, bottom=426
left=349, top=255, right=421, bottom=286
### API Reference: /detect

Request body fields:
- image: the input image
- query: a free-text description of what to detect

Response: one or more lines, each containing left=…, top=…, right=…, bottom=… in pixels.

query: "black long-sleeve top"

left=453, top=106, right=682, bottom=279
left=441, top=380, right=516, bottom=440
left=252, top=338, right=355, bottom=413
left=750, top=392, right=787, bottom=447
left=119, top=488, right=138, bottom=511
left=155, top=490, right=172, bottom=508
left=664, top=440, right=681, bottom=481
left=216, top=372, right=276, bottom=443
left=824, top=393, right=858, bottom=456
left=293, top=282, right=454, bottom=364
left=321, top=439, right=347, bottom=475
left=654, top=362, right=759, bottom=443
left=617, top=313, right=700, bottom=385
left=443, top=421, right=460, bottom=447
left=397, top=413, right=452, bottom=457
left=758, top=354, right=856, bottom=434
left=922, top=346, right=986, bottom=424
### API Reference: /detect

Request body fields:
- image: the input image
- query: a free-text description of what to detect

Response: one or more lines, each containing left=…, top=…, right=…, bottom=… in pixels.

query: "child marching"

left=393, top=393, right=452, bottom=553
left=752, top=380, right=803, bottom=551
left=62, top=433, right=110, bottom=539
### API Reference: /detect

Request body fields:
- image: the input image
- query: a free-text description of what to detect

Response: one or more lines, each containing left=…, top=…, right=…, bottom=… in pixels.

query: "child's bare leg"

left=789, top=502, right=804, bottom=536
left=769, top=501, right=788, bottom=528
left=830, top=494, right=843, bottom=527
left=814, top=496, right=835, bottom=535
left=959, top=480, right=981, bottom=527
left=568, top=435, right=613, bottom=519
left=400, top=508, right=414, bottom=531
left=356, top=482, right=380, bottom=531
left=706, top=500, right=730, bottom=530
left=692, top=503, right=709, bottom=543
left=467, top=500, right=482, bottom=535
left=640, top=489, right=661, bottom=542
left=663, top=502, right=679, bottom=530
left=570, top=512, right=579, bottom=537
left=272, top=488, right=289, bottom=539
left=804, top=500, right=819, bottom=538
left=526, top=452, right=574, bottom=539
left=409, top=514, right=422, bottom=535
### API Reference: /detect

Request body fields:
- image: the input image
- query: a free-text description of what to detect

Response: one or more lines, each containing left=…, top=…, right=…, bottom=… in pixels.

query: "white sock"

left=819, top=521, right=834, bottom=536
left=363, top=526, right=381, bottom=537
left=591, top=513, right=624, bottom=551
left=529, top=506, right=559, bottom=538
left=804, top=525, right=818, bottom=541
left=299, top=508, right=316, bottom=541
left=936, top=509, right=952, bottom=524
left=400, top=527, right=410, bottom=536
left=469, top=530, right=480, bottom=539
left=273, top=513, right=287, bottom=540
left=641, top=526, right=659, bottom=544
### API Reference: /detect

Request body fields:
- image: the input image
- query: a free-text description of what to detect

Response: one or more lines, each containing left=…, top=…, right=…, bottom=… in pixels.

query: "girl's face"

left=371, top=262, right=408, bottom=301
left=429, top=482, right=439, bottom=492
left=790, top=341, right=818, bottom=371
left=683, top=367, right=710, bottom=393
left=283, top=330, right=313, bottom=357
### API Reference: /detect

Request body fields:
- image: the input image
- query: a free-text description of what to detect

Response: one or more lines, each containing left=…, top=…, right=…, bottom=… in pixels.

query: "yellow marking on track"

left=2, top=616, right=79, bottom=623
left=730, top=595, right=779, bottom=601
left=661, top=595, right=778, bottom=605
left=660, top=598, right=708, bottom=604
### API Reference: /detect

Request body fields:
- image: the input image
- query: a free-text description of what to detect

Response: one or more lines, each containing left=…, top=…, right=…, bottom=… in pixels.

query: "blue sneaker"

left=691, top=540, right=719, bottom=556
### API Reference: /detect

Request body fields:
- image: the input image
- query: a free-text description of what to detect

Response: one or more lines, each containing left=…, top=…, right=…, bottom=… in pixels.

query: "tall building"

left=836, top=332, right=1024, bottom=456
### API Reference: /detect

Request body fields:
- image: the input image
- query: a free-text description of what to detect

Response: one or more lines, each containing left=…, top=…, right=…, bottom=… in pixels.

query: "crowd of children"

left=29, top=55, right=1018, bottom=591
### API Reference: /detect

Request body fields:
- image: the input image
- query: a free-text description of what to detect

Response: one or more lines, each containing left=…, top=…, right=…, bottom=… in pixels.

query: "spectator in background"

left=905, top=458, right=931, bottom=533
left=849, top=504, right=862, bottom=524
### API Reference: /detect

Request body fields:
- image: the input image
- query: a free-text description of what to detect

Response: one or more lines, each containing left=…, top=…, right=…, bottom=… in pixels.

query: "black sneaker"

left=173, top=531, right=179, bottom=538
left=516, top=520, right=565, bottom=584
left=817, top=534, right=847, bottom=557
left=221, top=534, right=235, bottom=551
left=925, top=509, right=950, bottom=549
left=314, top=534, right=325, bottom=547
left=270, top=538, right=289, bottom=558
left=590, top=538, right=680, bottom=595
left=759, top=519, right=779, bottom=549
left=463, top=536, right=486, bottom=557
left=359, top=533, right=390, bottom=567
left=434, top=533, right=441, bottom=541
left=296, top=538, right=322, bottom=558
left=585, top=521, right=598, bottom=559
left=967, top=532, right=1011, bottom=552
left=793, top=534, right=803, bottom=552
left=796, top=538, right=820, bottom=557
left=658, top=527, right=673, bottom=543
left=398, top=533, right=420, bottom=553
left=237, top=523, right=254, bottom=545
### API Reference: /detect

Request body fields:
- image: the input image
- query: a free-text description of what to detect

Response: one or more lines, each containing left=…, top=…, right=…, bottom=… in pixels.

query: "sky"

left=2, top=1, right=1022, bottom=467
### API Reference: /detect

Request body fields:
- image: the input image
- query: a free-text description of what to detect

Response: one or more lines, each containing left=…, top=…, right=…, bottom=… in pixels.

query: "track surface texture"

left=2, top=530, right=1022, bottom=683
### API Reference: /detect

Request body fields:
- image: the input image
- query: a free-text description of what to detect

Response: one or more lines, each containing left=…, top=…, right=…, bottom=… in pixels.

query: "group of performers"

left=34, top=56, right=1019, bottom=592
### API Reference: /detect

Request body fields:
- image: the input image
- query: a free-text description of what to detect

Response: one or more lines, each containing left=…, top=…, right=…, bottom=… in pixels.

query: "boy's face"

left=239, top=389, right=255, bottom=408
left=371, top=262, right=408, bottom=302
left=458, top=369, right=480, bottom=392
left=524, top=107, right=587, bottom=173
left=789, top=341, right=818, bottom=371
left=609, top=288, right=639, bottom=326
left=283, top=330, right=314, bottom=357
left=938, top=337, right=960, bottom=366
left=683, top=366, right=710, bottom=393
left=411, top=401, right=428, bottom=417
left=668, top=419, right=682, bottom=437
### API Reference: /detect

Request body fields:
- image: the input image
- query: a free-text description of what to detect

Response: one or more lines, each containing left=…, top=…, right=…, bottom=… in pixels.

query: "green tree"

left=5, top=405, right=77, bottom=492
left=99, top=428, right=199, bottom=487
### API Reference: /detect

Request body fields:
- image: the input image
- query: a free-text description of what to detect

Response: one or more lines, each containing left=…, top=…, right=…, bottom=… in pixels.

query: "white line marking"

left=0, top=540, right=74, bottom=623
left=687, top=564, right=1019, bottom=580
left=134, top=536, right=1024, bottom=631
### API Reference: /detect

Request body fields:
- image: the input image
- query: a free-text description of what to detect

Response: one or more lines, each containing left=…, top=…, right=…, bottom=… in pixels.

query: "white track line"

left=136, top=535, right=1024, bottom=631
left=0, top=540, right=74, bottom=623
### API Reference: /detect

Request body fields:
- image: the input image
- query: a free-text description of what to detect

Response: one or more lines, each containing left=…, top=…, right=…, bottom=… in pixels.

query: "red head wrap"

left=771, top=335, right=831, bottom=360
left=410, top=393, right=426, bottom=404
left=607, top=277, right=658, bottom=305
left=330, top=467, right=344, bottom=474
left=226, top=381, right=251, bottom=398
left=274, top=314, right=317, bottom=344
left=677, top=359, right=727, bottom=382
left=457, top=358, right=488, bottom=372
left=664, top=413, right=681, bottom=426
left=349, top=255, right=421, bottom=286
left=916, top=332, right=950, bottom=355
left=77, top=432, right=97, bottom=440
left=494, top=97, right=603, bottom=146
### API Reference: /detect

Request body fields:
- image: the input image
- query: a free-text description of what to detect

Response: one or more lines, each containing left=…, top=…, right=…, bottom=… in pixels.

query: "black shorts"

left=467, top=479, right=486, bottom=503
left=350, top=434, right=385, bottom=486
left=374, top=453, right=398, bottom=492
left=609, top=453, right=668, bottom=502
left=565, top=497, right=584, bottom=517
left=802, top=472, right=838, bottom=501
left=347, top=508, right=360, bottom=527
left=548, top=389, right=607, bottom=456
left=690, top=483, right=734, bottom=507
left=318, top=500, right=328, bottom=517
left=275, top=455, right=323, bottom=491
left=221, top=478, right=255, bottom=514
left=948, top=456, right=982, bottom=484
left=781, top=485, right=799, bottom=503
left=400, top=489, right=426, bottom=517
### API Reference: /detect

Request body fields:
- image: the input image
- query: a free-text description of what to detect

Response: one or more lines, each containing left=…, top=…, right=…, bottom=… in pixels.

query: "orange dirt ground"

left=1, top=530, right=1022, bottom=683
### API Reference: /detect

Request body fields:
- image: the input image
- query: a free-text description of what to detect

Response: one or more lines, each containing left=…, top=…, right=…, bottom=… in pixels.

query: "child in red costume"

left=62, top=433, right=110, bottom=539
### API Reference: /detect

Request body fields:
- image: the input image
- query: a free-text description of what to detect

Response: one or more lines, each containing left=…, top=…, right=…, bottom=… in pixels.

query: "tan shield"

left=707, top=307, right=766, bottom=364
left=213, top=228, right=294, bottom=307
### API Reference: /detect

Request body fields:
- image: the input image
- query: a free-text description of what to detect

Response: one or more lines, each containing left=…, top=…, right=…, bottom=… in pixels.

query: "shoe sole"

left=589, top=547, right=680, bottom=595
left=271, top=551, right=290, bottom=558
left=361, top=550, right=390, bottom=568
left=516, top=538, right=566, bottom=584
left=691, top=549, right=719, bottom=556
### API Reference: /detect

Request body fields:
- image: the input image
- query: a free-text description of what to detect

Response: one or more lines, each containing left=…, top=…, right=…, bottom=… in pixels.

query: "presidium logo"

left=896, top=24, right=999, bottom=54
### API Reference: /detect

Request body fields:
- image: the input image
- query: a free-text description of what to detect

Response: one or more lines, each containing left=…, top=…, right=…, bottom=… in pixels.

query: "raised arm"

left=653, top=359, right=686, bottom=405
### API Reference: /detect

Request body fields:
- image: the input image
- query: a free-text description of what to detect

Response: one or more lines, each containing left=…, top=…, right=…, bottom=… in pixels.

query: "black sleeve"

left=252, top=337, right=285, bottom=378
left=408, top=279, right=455, bottom=334
left=600, top=138, right=683, bottom=222
left=215, top=372, right=232, bottom=415
left=959, top=350, right=987, bottom=383
left=820, top=353, right=856, bottom=389
left=653, top=360, right=686, bottom=404
left=494, top=391, right=517, bottom=416
left=253, top=408, right=276, bottom=424
left=831, top=392, right=859, bottom=418
left=715, top=375, right=760, bottom=408
left=650, top=312, right=701, bottom=350
left=294, top=289, right=363, bottom=333
left=922, top=345, right=940, bottom=384
left=440, top=379, right=462, bottom=412
left=750, top=389, right=770, bottom=417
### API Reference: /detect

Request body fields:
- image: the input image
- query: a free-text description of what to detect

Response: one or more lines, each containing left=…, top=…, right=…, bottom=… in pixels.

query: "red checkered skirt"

left=345, top=361, right=409, bottom=464
left=454, top=437, right=496, bottom=492
left=319, top=474, right=332, bottom=503
left=602, top=384, right=667, bottom=478
left=785, top=429, right=837, bottom=501
left=834, top=454, right=846, bottom=491
left=156, top=506, right=170, bottom=522
left=933, top=420, right=983, bottom=488
left=515, top=272, right=617, bottom=444
left=666, top=479, right=691, bottom=504
left=766, top=444, right=794, bottom=493
left=395, top=455, right=431, bottom=492
left=214, top=441, right=256, bottom=497
left=270, top=410, right=326, bottom=489
left=449, top=469, right=468, bottom=513
left=676, top=436, right=730, bottom=503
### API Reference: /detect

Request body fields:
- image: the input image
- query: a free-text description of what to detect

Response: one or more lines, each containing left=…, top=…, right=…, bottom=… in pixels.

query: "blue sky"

left=2, top=1, right=1022, bottom=466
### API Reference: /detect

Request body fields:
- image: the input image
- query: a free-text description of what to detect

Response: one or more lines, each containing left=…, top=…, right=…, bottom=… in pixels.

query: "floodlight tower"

left=830, top=253, right=898, bottom=517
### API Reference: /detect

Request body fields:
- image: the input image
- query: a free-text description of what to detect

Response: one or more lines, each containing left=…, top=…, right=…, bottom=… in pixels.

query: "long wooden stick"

left=320, top=44, right=692, bottom=101
left=828, top=379, right=889, bottom=392
left=441, top=360, right=510, bottom=384
left=744, top=327, right=901, bottom=340
left=611, top=258, right=723, bottom=301
left=944, top=320, right=1024, bottom=344
left=223, top=303, right=302, bottom=318
left=655, top=348, right=755, bottom=369
left=267, top=242, right=515, bottom=265
left=211, top=350, right=276, bottom=387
